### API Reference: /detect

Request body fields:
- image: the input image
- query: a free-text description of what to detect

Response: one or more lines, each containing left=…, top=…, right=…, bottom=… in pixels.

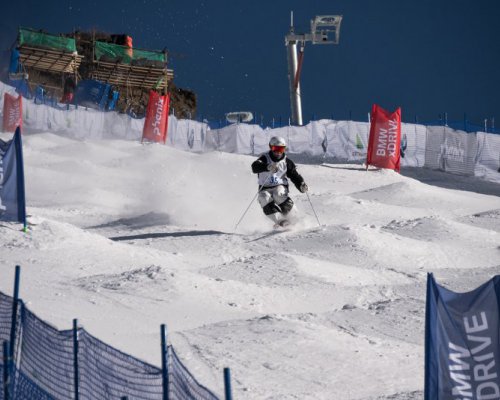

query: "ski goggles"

left=270, top=145, right=286, bottom=154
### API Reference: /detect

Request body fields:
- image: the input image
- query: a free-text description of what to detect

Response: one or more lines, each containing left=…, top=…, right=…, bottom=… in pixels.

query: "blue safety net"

left=13, top=367, right=55, bottom=400
left=0, top=293, right=13, bottom=343
left=78, top=329, right=163, bottom=399
left=16, top=307, right=74, bottom=399
left=73, top=79, right=111, bottom=110
left=0, top=292, right=14, bottom=400
left=169, top=346, right=218, bottom=400
left=0, top=291, right=220, bottom=400
left=0, top=293, right=23, bottom=400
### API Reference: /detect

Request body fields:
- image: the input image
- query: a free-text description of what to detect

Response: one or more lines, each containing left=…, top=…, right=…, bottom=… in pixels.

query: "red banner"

left=142, top=91, right=170, bottom=144
left=2, top=93, right=23, bottom=133
left=366, top=104, right=401, bottom=172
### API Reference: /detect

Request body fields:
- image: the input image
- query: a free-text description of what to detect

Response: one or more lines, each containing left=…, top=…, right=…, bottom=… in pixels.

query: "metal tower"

left=285, top=12, right=343, bottom=125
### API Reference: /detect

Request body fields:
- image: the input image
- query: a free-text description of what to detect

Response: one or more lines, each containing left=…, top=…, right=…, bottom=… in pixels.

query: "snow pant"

left=257, top=185, right=294, bottom=222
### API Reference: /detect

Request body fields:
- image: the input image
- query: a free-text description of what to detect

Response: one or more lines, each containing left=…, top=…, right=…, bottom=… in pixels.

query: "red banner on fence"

left=366, top=104, right=401, bottom=172
left=2, top=93, right=23, bottom=133
left=142, top=91, right=170, bottom=144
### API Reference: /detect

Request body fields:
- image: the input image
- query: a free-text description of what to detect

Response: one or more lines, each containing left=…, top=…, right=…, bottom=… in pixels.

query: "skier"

left=251, top=136, right=308, bottom=227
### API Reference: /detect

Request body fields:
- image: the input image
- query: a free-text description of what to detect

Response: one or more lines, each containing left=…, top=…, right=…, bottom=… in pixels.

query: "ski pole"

left=305, top=190, right=322, bottom=227
left=234, top=169, right=284, bottom=231
left=234, top=190, right=261, bottom=232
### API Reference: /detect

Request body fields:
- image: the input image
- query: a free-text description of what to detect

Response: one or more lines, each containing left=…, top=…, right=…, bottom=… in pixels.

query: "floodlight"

left=311, top=15, right=342, bottom=45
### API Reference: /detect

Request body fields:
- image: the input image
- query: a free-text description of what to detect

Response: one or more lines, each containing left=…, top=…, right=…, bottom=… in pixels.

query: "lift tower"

left=285, top=12, right=342, bottom=125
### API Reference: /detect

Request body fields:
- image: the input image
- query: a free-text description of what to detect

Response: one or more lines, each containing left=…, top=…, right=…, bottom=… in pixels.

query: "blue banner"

left=0, top=127, right=26, bottom=226
left=425, top=273, right=500, bottom=400
left=74, top=79, right=111, bottom=110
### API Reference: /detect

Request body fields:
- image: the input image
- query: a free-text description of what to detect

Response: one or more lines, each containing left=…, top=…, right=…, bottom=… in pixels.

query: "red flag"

left=2, top=93, right=23, bottom=133
left=366, top=104, right=401, bottom=172
left=142, top=91, right=170, bottom=144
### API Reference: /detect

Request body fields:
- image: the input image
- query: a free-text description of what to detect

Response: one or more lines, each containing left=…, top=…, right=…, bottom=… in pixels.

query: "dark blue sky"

left=3, top=0, right=500, bottom=125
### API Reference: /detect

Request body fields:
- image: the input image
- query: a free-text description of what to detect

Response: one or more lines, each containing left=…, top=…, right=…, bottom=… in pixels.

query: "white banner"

left=400, top=123, right=426, bottom=167
left=425, top=126, right=478, bottom=176
left=475, top=132, right=500, bottom=183
left=325, top=120, right=369, bottom=160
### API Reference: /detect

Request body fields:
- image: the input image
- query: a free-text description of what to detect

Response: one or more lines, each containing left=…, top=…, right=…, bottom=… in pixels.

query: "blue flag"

left=425, top=273, right=500, bottom=400
left=0, top=127, right=26, bottom=226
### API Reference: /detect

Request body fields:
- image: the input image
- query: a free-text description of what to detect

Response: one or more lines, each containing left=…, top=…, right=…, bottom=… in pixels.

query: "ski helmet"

left=269, top=136, right=287, bottom=147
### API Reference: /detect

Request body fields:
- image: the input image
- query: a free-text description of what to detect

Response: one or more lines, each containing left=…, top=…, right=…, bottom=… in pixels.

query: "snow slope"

left=0, top=130, right=499, bottom=399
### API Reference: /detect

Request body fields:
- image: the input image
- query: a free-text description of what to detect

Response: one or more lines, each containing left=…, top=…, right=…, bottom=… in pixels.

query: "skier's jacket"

left=251, top=151, right=305, bottom=191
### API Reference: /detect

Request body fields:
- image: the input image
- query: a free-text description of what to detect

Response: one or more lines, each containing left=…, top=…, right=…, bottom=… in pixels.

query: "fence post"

left=9, top=266, right=21, bottom=360
left=223, top=367, right=232, bottom=400
left=3, top=341, right=11, bottom=400
left=463, top=113, right=467, bottom=132
left=73, top=319, right=79, bottom=400
left=161, top=324, right=169, bottom=400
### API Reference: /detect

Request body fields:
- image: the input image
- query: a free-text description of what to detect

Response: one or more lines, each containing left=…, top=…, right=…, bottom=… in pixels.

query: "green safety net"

left=94, top=41, right=165, bottom=65
left=19, top=28, right=77, bottom=53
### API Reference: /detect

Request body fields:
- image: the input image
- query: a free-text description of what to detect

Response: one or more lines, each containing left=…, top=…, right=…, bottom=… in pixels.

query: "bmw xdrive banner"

left=2, top=92, right=23, bottom=132
left=366, top=104, right=401, bottom=172
left=142, top=90, right=170, bottom=144
left=0, top=127, right=26, bottom=227
left=425, top=273, right=500, bottom=400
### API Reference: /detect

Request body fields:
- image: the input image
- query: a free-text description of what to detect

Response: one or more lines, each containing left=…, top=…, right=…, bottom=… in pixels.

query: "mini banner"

left=366, top=104, right=401, bottom=171
left=0, top=127, right=26, bottom=226
left=142, top=91, right=170, bottom=144
left=425, top=273, right=500, bottom=400
left=2, top=93, right=23, bottom=132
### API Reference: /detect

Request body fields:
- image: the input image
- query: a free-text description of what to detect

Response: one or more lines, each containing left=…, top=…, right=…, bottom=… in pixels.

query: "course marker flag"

left=142, top=91, right=170, bottom=144
left=0, top=127, right=26, bottom=229
left=2, top=92, right=23, bottom=132
left=366, top=104, right=401, bottom=171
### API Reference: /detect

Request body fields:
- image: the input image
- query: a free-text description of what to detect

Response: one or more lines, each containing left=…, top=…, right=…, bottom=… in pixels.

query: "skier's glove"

left=267, top=163, right=279, bottom=173
left=299, top=182, right=309, bottom=193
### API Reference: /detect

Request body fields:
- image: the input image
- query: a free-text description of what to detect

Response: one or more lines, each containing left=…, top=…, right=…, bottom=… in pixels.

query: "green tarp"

left=19, top=28, right=76, bottom=53
left=94, top=41, right=165, bottom=65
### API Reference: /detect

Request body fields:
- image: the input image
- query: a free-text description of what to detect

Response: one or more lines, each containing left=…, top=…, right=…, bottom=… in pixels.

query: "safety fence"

left=1, top=80, right=499, bottom=183
left=171, top=119, right=500, bottom=183
left=196, top=115, right=500, bottom=135
left=4, top=77, right=500, bottom=135
left=0, top=267, right=226, bottom=400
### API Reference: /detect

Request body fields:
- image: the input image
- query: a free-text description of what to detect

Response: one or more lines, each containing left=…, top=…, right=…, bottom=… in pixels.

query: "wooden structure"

left=90, top=58, right=173, bottom=91
left=18, top=46, right=83, bottom=75
left=12, top=28, right=196, bottom=117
